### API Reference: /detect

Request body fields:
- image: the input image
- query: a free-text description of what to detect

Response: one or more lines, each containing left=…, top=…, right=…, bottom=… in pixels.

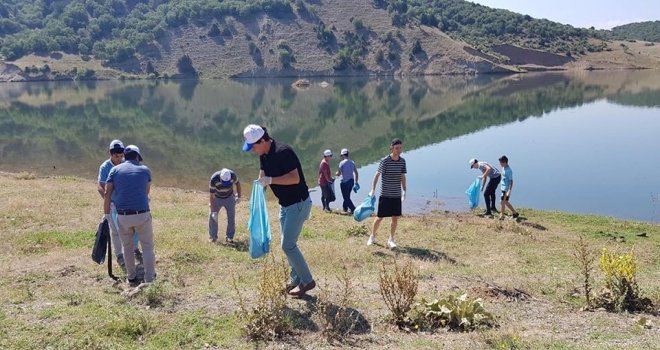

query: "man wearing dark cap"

left=104, top=145, right=156, bottom=286
left=368, top=138, right=407, bottom=249
left=97, top=139, right=140, bottom=268
left=243, top=124, right=316, bottom=297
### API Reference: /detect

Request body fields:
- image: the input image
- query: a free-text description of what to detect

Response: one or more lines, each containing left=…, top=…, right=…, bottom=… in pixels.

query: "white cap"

left=109, top=139, right=124, bottom=151
left=323, top=149, right=333, bottom=157
left=469, top=158, right=478, bottom=168
left=243, top=124, right=266, bottom=151
left=340, top=148, right=349, bottom=156
left=124, top=145, right=143, bottom=161
left=220, top=168, right=232, bottom=181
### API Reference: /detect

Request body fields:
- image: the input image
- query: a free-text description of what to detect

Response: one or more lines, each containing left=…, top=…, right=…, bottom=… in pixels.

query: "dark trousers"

left=320, top=184, right=334, bottom=210
left=340, top=179, right=356, bottom=213
left=484, top=176, right=501, bottom=214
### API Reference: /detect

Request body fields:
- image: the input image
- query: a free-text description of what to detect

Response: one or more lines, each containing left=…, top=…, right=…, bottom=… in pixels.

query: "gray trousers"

left=209, top=195, right=236, bottom=240
left=117, top=212, right=156, bottom=282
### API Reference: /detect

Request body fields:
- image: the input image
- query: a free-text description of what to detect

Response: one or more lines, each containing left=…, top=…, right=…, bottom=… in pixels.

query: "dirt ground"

left=0, top=172, right=659, bottom=349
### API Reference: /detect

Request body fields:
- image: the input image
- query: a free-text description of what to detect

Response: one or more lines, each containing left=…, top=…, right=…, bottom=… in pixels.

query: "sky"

left=468, top=0, right=660, bottom=29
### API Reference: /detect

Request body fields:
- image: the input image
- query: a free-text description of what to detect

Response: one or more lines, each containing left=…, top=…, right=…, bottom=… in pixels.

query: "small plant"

left=379, top=260, right=418, bottom=325
left=233, top=255, right=292, bottom=340
left=345, top=225, right=369, bottom=237
left=573, top=235, right=596, bottom=309
left=409, top=293, right=496, bottom=332
left=317, top=265, right=364, bottom=342
left=142, top=281, right=170, bottom=307
left=595, top=248, right=653, bottom=312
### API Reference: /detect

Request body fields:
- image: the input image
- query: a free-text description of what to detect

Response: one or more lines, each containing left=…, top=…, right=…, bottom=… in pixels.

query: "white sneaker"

left=367, top=235, right=375, bottom=246
left=387, top=238, right=397, bottom=249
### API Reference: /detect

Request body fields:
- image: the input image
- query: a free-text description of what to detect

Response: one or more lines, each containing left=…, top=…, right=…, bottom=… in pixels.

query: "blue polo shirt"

left=98, top=159, right=115, bottom=184
left=107, top=160, right=152, bottom=211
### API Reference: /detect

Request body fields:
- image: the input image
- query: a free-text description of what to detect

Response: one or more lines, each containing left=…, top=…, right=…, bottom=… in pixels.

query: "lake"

left=1, top=71, right=659, bottom=222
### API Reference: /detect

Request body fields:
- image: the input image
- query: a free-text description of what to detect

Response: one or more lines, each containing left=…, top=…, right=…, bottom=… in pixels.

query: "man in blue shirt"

left=97, top=140, right=140, bottom=268
left=498, top=155, right=519, bottom=220
left=104, top=145, right=156, bottom=286
left=336, top=148, right=359, bottom=214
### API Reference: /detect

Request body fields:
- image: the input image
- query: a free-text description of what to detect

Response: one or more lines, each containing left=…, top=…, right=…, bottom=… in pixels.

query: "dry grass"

left=1, top=173, right=659, bottom=349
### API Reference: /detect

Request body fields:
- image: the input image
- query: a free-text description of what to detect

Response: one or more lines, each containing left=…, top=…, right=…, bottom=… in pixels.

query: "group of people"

left=98, top=125, right=516, bottom=296
left=469, top=156, right=518, bottom=220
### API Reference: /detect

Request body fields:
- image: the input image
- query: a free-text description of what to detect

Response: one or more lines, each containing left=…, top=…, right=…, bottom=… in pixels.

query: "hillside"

left=611, top=21, right=660, bottom=43
left=0, top=0, right=659, bottom=81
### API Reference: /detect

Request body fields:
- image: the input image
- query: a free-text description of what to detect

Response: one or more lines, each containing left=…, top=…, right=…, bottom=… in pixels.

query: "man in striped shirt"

left=367, top=138, right=407, bottom=249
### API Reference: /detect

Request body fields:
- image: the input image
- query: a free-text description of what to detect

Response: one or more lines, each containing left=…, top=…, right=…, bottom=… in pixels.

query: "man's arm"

left=271, top=168, right=300, bottom=185
left=481, top=166, right=491, bottom=191
left=103, top=183, right=113, bottom=214
left=97, top=182, right=106, bottom=199
left=370, top=172, right=380, bottom=195
left=354, top=167, right=359, bottom=183
left=401, top=174, right=406, bottom=192
left=235, top=181, right=242, bottom=198
left=507, top=180, right=513, bottom=197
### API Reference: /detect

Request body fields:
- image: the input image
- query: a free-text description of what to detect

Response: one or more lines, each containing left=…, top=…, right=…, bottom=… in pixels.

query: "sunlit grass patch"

left=149, top=312, right=241, bottom=349
left=19, top=230, right=91, bottom=253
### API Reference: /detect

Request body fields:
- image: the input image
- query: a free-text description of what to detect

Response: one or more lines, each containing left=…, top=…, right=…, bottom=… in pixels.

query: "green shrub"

left=409, top=293, right=496, bottom=332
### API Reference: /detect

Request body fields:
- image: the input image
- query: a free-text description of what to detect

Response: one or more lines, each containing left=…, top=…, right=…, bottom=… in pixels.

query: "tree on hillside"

left=177, top=54, right=197, bottom=76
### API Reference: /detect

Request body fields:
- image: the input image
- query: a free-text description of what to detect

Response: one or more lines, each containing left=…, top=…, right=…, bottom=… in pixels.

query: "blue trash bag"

left=353, top=195, right=376, bottom=222
left=248, top=181, right=271, bottom=259
left=352, top=183, right=360, bottom=193
left=465, top=178, right=481, bottom=209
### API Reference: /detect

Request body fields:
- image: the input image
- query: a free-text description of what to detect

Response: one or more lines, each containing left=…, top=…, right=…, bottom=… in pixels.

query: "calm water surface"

left=1, top=71, right=659, bottom=222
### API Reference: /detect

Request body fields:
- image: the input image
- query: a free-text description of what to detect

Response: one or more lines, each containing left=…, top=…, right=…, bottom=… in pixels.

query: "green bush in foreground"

left=409, top=293, right=497, bottom=332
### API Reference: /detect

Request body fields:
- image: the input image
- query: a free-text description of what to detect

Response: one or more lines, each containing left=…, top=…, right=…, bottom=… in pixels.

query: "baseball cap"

left=469, top=158, right=478, bottom=168
left=243, top=124, right=266, bottom=151
left=109, top=139, right=124, bottom=152
left=323, top=149, right=332, bottom=157
left=220, top=168, right=232, bottom=181
left=340, top=148, right=349, bottom=156
left=124, top=145, right=143, bottom=161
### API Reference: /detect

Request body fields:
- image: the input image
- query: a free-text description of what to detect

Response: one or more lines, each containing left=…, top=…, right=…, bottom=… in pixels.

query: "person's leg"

left=372, top=217, right=383, bottom=237
left=390, top=216, right=399, bottom=240
left=483, top=180, right=492, bottom=214
left=340, top=181, right=350, bottom=212
left=279, top=208, right=298, bottom=286
left=117, top=215, right=137, bottom=281
left=109, top=203, right=123, bottom=258
left=224, top=196, right=236, bottom=240
left=346, top=179, right=356, bottom=212
left=208, top=196, right=220, bottom=241
left=134, top=212, right=156, bottom=282
left=280, top=199, right=314, bottom=285
left=320, top=185, right=328, bottom=210
left=490, top=177, right=501, bottom=212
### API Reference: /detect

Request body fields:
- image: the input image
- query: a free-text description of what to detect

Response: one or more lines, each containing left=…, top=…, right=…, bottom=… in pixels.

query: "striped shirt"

left=378, top=155, right=406, bottom=198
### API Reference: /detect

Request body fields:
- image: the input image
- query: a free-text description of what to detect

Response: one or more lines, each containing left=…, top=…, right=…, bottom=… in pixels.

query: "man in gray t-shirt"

left=336, top=148, right=359, bottom=213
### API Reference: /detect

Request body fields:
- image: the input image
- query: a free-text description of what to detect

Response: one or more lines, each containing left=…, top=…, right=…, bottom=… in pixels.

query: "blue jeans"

left=279, top=197, right=313, bottom=285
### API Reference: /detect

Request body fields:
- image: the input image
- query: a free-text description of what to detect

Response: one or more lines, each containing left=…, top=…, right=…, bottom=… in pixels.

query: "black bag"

left=92, top=218, right=119, bottom=281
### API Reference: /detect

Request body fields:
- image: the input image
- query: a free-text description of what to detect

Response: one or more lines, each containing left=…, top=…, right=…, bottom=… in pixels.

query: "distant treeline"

left=610, top=21, right=660, bottom=43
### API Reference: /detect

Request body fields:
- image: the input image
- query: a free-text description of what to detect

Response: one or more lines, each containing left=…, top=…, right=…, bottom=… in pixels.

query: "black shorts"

left=501, top=191, right=511, bottom=201
left=377, top=196, right=402, bottom=217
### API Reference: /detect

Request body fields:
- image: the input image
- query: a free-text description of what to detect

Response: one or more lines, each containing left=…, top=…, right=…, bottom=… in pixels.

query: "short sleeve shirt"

left=209, top=170, right=238, bottom=199
left=501, top=166, right=513, bottom=192
left=478, top=162, right=501, bottom=178
left=260, top=140, right=309, bottom=207
left=339, top=159, right=356, bottom=183
left=107, top=160, right=152, bottom=211
left=378, top=155, right=406, bottom=198
left=318, top=159, right=332, bottom=186
left=98, top=159, right=114, bottom=184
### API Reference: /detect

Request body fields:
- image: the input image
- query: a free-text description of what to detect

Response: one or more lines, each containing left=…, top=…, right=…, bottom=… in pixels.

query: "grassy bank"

left=0, top=172, right=659, bottom=349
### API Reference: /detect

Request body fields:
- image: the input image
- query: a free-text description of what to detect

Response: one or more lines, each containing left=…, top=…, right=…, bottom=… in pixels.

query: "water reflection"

left=1, top=71, right=660, bottom=218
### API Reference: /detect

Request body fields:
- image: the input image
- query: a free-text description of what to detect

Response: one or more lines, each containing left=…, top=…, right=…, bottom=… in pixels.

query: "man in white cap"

left=208, top=168, right=242, bottom=244
left=97, top=139, right=140, bottom=268
left=243, top=124, right=316, bottom=297
left=318, top=149, right=334, bottom=213
left=469, top=158, right=501, bottom=217
left=336, top=148, right=358, bottom=213
left=104, top=145, right=156, bottom=286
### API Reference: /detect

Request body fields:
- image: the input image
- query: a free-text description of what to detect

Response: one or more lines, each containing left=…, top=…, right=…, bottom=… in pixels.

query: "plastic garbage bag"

left=465, top=178, right=481, bottom=209
left=353, top=195, right=376, bottom=222
left=352, top=183, right=360, bottom=193
left=248, top=181, right=271, bottom=259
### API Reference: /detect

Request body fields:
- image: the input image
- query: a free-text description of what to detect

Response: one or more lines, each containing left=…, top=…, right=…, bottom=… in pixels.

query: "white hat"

left=340, top=148, right=349, bottom=156
left=323, top=149, right=333, bottom=157
left=109, top=139, right=124, bottom=152
left=243, top=124, right=266, bottom=151
left=124, top=145, right=143, bottom=161
left=469, top=158, right=478, bottom=168
left=220, top=168, right=232, bottom=181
